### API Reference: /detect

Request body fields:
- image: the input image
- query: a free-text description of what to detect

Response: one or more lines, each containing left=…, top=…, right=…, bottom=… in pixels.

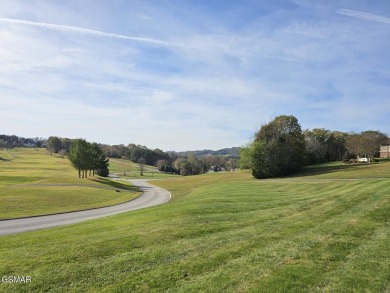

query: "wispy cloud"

left=337, top=9, right=390, bottom=24
left=0, top=17, right=184, bottom=47
left=1, top=1, right=389, bottom=150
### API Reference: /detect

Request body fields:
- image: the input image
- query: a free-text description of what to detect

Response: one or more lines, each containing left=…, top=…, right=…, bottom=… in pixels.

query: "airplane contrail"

left=337, top=9, right=390, bottom=24
left=0, top=17, right=183, bottom=46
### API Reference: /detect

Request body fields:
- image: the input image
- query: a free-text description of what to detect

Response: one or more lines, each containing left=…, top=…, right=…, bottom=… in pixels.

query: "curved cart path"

left=0, top=179, right=171, bottom=236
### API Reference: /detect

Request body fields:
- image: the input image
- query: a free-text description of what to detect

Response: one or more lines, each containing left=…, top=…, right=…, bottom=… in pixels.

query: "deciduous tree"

left=252, top=115, right=305, bottom=178
left=238, top=143, right=255, bottom=169
left=137, top=157, right=146, bottom=176
left=347, top=131, right=388, bottom=163
left=47, top=136, right=62, bottom=155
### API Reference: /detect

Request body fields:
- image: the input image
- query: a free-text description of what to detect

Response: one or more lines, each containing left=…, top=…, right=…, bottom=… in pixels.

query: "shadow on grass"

left=291, top=159, right=390, bottom=178
left=0, top=157, right=10, bottom=161
left=296, top=163, right=363, bottom=177
left=92, top=177, right=140, bottom=192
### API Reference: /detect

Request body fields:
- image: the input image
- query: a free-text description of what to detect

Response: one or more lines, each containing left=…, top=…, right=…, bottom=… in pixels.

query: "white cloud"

left=0, top=17, right=185, bottom=47
left=337, top=9, right=390, bottom=24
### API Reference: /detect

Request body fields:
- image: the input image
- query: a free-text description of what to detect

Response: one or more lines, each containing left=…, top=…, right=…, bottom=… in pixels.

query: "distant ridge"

left=170, top=147, right=240, bottom=157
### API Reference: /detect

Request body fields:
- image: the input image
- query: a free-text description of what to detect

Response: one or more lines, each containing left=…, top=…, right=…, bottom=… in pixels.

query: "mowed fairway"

left=0, top=148, right=140, bottom=219
left=0, top=161, right=389, bottom=292
left=109, top=158, right=176, bottom=179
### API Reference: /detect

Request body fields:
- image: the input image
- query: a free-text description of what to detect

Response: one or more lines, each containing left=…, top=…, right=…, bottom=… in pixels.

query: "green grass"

left=296, top=159, right=390, bottom=179
left=1, top=159, right=389, bottom=292
left=0, top=148, right=140, bottom=219
left=109, top=158, right=177, bottom=179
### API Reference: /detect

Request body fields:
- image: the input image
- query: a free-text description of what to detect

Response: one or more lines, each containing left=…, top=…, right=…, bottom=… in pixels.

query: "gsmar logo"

left=2, top=276, right=32, bottom=283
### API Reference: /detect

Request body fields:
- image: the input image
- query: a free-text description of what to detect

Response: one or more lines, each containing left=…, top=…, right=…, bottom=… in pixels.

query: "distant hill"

left=172, top=147, right=240, bottom=157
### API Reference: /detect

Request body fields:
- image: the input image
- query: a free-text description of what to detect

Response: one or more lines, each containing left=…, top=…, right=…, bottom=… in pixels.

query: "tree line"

left=8, top=121, right=384, bottom=180
left=0, top=134, right=46, bottom=148
left=45, top=137, right=237, bottom=177
left=1, top=134, right=232, bottom=177
left=173, top=147, right=240, bottom=157
left=100, top=143, right=171, bottom=166
left=239, top=115, right=388, bottom=179
left=156, top=153, right=238, bottom=176
left=304, top=129, right=387, bottom=164
left=100, top=143, right=238, bottom=176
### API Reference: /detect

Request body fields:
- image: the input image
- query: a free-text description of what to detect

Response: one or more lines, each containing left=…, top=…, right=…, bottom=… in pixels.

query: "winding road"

left=0, top=179, right=171, bottom=236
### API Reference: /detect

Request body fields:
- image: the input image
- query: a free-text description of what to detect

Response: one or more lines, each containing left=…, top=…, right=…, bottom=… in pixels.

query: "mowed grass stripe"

left=149, top=181, right=389, bottom=292
left=108, top=178, right=388, bottom=288
left=321, top=224, right=390, bottom=292
left=149, top=176, right=384, bottom=290
left=103, top=181, right=387, bottom=292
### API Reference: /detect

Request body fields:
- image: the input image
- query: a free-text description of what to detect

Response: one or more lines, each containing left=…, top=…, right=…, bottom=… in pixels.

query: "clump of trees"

left=173, top=154, right=209, bottom=176
left=304, top=129, right=347, bottom=164
left=68, top=139, right=109, bottom=178
left=157, top=153, right=238, bottom=176
left=243, top=115, right=306, bottom=179
left=345, top=131, right=388, bottom=163
left=46, top=136, right=72, bottom=157
left=156, top=159, right=180, bottom=175
left=240, top=115, right=388, bottom=179
left=157, top=155, right=208, bottom=176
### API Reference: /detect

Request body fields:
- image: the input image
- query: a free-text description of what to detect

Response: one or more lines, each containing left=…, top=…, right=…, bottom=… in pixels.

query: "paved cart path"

left=0, top=179, right=171, bottom=236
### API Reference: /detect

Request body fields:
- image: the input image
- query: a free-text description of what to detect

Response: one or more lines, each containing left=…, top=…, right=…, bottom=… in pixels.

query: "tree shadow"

left=91, top=177, right=140, bottom=192
left=0, top=157, right=10, bottom=161
left=291, top=161, right=387, bottom=178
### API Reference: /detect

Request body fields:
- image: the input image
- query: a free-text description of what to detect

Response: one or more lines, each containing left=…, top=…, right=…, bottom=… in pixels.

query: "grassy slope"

left=109, top=158, right=177, bottom=179
left=0, top=161, right=389, bottom=292
left=0, top=148, right=140, bottom=219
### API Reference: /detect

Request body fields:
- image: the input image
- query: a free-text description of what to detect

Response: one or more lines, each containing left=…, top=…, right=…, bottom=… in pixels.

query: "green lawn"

left=0, top=159, right=389, bottom=292
left=0, top=148, right=140, bottom=219
left=296, top=159, right=390, bottom=179
left=109, top=158, right=177, bottom=179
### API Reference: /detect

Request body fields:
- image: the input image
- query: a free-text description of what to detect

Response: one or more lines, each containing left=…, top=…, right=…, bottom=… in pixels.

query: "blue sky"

left=1, top=0, right=389, bottom=151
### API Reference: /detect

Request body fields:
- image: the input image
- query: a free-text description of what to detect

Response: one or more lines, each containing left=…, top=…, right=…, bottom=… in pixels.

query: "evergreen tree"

left=68, top=139, right=88, bottom=178
left=68, top=140, right=109, bottom=178
left=91, top=143, right=109, bottom=177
